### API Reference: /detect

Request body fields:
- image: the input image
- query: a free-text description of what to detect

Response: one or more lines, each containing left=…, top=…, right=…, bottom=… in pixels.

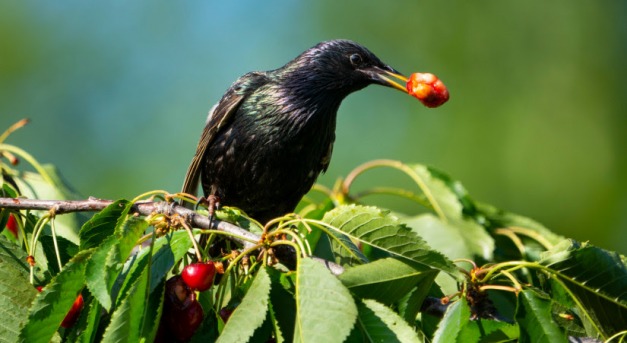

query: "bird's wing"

left=180, top=84, right=248, bottom=199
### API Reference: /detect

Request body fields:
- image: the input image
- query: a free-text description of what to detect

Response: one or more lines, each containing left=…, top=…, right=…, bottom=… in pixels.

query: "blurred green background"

left=1, top=1, right=625, bottom=253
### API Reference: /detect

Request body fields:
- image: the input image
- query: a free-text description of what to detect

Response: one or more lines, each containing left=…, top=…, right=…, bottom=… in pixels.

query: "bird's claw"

left=196, top=195, right=221, bottom=218
left=196, top=195, right=221, bottom=248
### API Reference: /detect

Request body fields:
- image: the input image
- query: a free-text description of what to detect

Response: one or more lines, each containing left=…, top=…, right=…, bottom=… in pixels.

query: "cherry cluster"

left=156, top=261, right=216, bottom=342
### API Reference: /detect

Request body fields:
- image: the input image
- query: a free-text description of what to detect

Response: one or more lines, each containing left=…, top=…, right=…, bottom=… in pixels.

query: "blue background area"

left=1, top=1, right=625, bottom=253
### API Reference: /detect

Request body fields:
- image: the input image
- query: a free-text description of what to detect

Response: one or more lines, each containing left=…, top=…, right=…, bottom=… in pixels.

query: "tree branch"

left=0, top=197, right=344, bottom=275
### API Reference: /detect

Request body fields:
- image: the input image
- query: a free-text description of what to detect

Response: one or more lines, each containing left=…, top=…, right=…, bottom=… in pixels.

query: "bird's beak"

left=364, top=65, right=409, bottom=93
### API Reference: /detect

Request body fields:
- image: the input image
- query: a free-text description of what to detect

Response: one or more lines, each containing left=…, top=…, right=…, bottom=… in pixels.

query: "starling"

left=181, top=39, right=411, bottom=223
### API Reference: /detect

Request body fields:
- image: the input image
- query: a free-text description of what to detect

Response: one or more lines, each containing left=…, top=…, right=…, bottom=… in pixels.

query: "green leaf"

left=405, top=164, right=494, bottom=260
left=0, top=182, right=18, bottom=199
left=217, top=267, right=272, bottom=343
left=40, top=234, right=78, bottom=275
left=267, top=267, right=296, bottom=342
left=77, top=295, right=103, bottom=343
left=79, top=200, right=128, bottom=251
left=13, top=166, right=86, bottom=244
left=327, top=228, right=369, bottom=266
left=397, top=279, right=438, bottom=324
left=404, top=214, right=476, bottom=260
left=20, top=249, right=93, bottom=343
left=547, top=290, right=587, bottom=338
left=147, top=230, right=194, bottom=291
left=540, top=240, right=627, bottom=337
left=0, top=235, right=46, bottom=283
left=85, top=206, right=148, bottom=311
left=516, top=289, right=566, bottom=343
left=477, top=202, right=564, bottom=261
left=101, top=260, right=150, bottom=343
left=83, top=241, right=116, bottom=311
left=115, top=249, right=151, bottom=309
left=323, top=204, right=460, bottom=279
left=0, top=254, right=38, bottom=343
left=64, top=292, right=95, bottom=342
left=142, top=279, right=166, bottom=343
left=0, top=212, right=52, bottom=281
left=116, top=230, right=193, bottom=304
left=351, top=299, right=422, bottom=343
left=100, top=232, right=167, bottom=343
left=294, top=258, right=357, bottom=343
left=477, top=202, right=563, bottom=246
left=458, top=319, right=518, bottom=342
left=298, top=196, right=335, bottom=251
left=339, top=257, right=437, bottom=305
left=432, top=299, right=471, bottom=343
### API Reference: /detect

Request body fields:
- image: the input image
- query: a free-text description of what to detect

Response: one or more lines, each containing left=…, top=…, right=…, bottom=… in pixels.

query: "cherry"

left=181, top=262, right=216, bottom=291
left=159, top=275, right=205, bottom=341
left=167, top=274, right=192, bottom=305
left=5, top=214, right=18, bottom=237
left=406, top=72, right=449, bottom=108
left=165, top=300, right=204, bottom=342
left=61, top=294, right=84, bottom=328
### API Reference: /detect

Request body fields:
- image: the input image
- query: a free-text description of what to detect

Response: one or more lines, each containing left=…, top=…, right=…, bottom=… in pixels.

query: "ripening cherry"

left=181, top=261, right=216, bottom=291
left=5, top=214, right=18, bottom=237
left=406, top=72, right=449, bottom=108
left=61, top=294, right=84, bottom=328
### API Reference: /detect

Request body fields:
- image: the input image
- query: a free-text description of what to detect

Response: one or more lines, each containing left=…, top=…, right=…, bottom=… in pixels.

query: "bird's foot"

left=196, top=195, right=221, bottom=249
left=196, top=195, right=221, bottom=218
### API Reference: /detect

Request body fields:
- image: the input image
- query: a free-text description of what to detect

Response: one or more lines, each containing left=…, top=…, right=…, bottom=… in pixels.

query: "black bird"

left=181, top=39, right=410, bottom=224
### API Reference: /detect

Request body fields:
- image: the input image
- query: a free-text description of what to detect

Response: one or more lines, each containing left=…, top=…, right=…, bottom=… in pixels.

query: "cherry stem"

left=49, top=215, right=63, bottom=271
left=500, top=226, right=554, bottom=250
left=478, top=284, right=520, bottom=294
left=0, top=144, right=55, bottom=184
left=350, top=187, right=432, bottom=208
left=477, top=261, right=538, bottom=284
left=454, top=258, right=478, bottom=270
left=267, top=228, right=309, bottom=257
left=215, top=243, right=263, bottom=310
left=179, top=217, right=203, bottom=261
left=342, top=159, right=447, bottom=222
left=0, top=119, right=30, bottom=144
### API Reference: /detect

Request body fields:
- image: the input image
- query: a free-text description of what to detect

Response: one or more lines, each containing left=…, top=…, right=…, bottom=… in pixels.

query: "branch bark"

left=0, top=197, right=344, bottom=275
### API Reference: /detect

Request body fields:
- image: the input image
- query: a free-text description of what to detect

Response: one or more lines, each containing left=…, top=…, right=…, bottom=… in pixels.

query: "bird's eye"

left=349, top=53, right=363, bottom=66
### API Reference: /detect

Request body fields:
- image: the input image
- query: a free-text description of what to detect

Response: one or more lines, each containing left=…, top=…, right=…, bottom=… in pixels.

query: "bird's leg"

left=195, top=194, right=221, bottom=218
left=196, top=195, right=221, bottom=251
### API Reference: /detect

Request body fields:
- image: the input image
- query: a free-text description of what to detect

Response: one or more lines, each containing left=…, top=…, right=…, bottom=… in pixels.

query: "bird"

left=181, top=39, right=411, bottom=224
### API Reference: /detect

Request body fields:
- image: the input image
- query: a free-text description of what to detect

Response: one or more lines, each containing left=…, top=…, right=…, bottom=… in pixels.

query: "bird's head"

left=282, top=39, right=409, bottom=97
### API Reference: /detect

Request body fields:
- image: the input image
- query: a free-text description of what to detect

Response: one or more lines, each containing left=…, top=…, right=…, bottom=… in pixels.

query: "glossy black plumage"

left=181, top=39, right=408, bottom=223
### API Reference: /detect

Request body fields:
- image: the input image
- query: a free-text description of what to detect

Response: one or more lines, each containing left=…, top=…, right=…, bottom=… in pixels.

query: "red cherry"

left=61, top=294, right=84, bottom=328
left=167, top=300, right=204, bottom=341
left=160, top=275, right=204, bottom=341
left=182, top=262, right=216, bottom=291
left=6, top=214, right=18, bottom=237
left=36, top=286, right=43, bottom=292
left=406, top=72, right=449, bottom=108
